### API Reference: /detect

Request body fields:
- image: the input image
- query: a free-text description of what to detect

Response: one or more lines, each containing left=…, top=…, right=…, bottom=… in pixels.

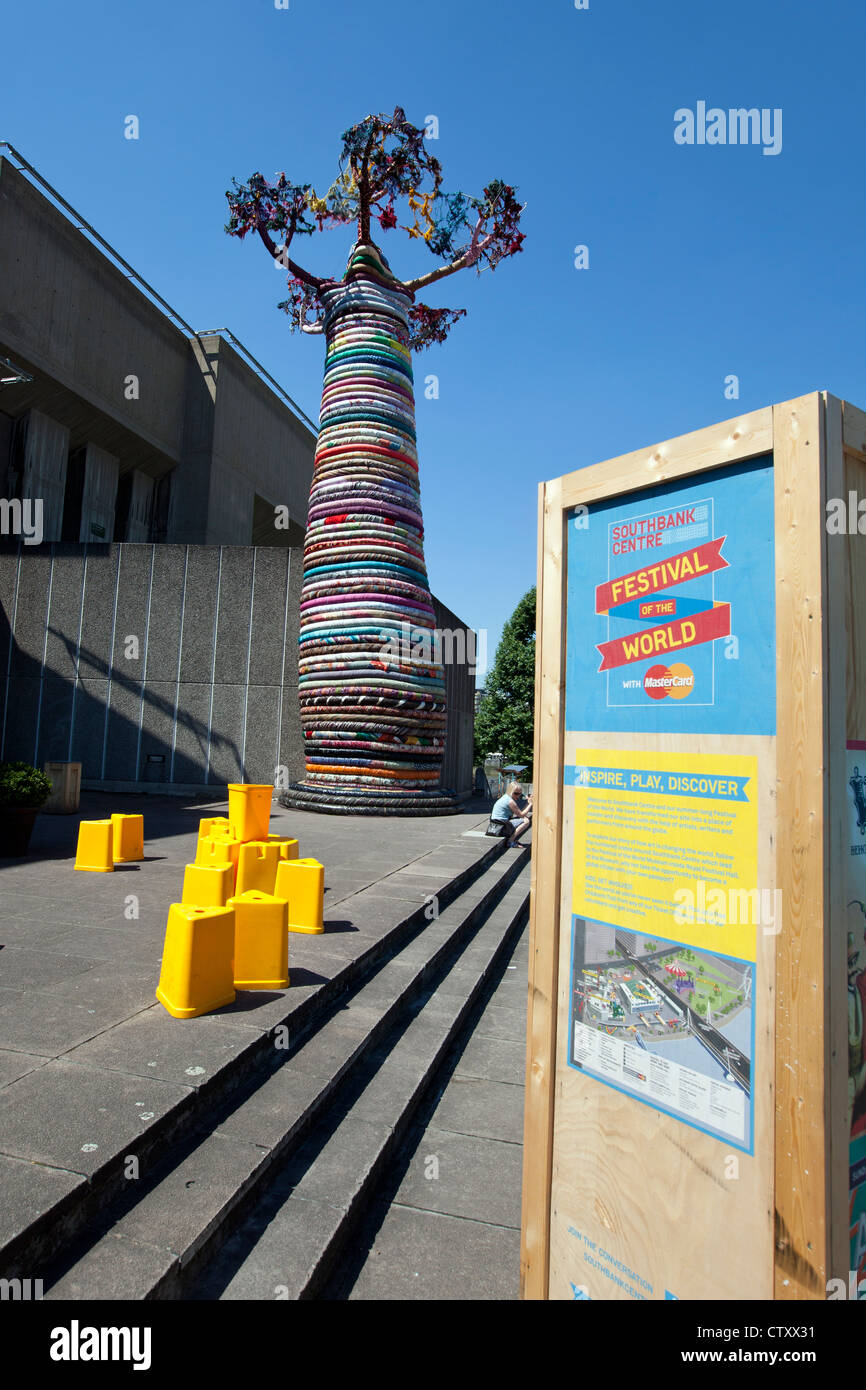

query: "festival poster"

left=565, top=749, right=759, bottom=1151
left=565, top=458, right=775, bottom=736
left=846, top=740, right=866, bottom=1294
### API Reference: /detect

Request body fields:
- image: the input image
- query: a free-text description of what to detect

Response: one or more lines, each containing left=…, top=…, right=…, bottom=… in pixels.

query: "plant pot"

left=0, top=806, right=40, bottom=857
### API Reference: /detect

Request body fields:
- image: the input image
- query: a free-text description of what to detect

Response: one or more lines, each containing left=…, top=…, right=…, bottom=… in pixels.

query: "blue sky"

left=2, top=0, right=864, bottom=674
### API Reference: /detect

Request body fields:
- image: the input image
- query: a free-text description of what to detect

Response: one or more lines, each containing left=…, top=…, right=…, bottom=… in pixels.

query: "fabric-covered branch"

left=225, top=111, right=525, bottom=347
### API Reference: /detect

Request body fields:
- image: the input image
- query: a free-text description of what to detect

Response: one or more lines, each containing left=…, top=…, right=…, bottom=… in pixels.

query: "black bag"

left=485, top=819, right=511, bottom=839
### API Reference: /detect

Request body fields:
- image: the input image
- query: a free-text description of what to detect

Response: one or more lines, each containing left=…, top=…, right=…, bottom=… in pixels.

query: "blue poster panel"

left=565, top=457, right=775, bottom=736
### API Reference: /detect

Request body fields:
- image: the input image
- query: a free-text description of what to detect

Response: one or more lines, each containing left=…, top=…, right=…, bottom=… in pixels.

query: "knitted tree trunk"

left=282, top=243, right=457, bottom=814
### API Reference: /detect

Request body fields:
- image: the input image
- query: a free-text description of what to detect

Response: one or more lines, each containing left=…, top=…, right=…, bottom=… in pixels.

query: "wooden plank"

left=772, top=393, right=830, bottom=1299
left=824, top=395, right=850, bottom=1285
left=842, top=399, right=866, bottom=461
left=520, top=476, right=566, bottom=1300
left=557, top=407, right=773, bottom=511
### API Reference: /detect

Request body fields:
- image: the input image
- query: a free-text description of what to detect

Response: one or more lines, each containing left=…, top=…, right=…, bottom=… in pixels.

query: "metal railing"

left=0, top=142, right=317, bottom=433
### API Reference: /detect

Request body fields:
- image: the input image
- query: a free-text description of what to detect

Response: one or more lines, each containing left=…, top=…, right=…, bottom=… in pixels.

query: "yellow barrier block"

left=181, top=861, right=234, bottom=908
left=112, top=813, right=144, bottom=863
left=227, top=783, right=273, bottom=843
left=198, top=816, right=230, bottom=841
left=236, top=840, right=281, bottom=896
left=268, top=834, right=300, bottom=861
left=194, top=832, right=241, bottom=876
left=274, top=857, right=324, bottom=935
left=74, top=819, right=114, bottom=873
left=156, top=903, right=236, bottom=1018
left=229, top=890, right=289, bottom=989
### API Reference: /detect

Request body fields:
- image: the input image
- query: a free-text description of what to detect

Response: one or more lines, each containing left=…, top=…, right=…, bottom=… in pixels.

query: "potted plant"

left=0, top=761, right=53, bottom=856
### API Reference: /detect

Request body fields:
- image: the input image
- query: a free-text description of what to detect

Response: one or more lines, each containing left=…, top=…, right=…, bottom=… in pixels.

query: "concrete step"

left=187, top=865, right=531, bottom=1300
left=40, top=846, right=530, bottom=1298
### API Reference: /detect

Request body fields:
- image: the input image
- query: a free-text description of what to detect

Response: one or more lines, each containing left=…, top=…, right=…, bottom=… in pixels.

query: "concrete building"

left=0, top=150, right=316, bottom=547
left=0, top=149, right=476, bottom=796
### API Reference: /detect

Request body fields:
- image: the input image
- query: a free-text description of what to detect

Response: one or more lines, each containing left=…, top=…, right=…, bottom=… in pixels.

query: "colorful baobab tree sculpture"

left=226, top=107, right=525, bottom=813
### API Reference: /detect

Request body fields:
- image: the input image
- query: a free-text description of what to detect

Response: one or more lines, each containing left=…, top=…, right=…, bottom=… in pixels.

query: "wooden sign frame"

left=521, top=392, right=866, bottom=1301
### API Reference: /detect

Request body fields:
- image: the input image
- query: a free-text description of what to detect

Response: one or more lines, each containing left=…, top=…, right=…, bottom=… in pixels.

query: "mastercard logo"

left=643, top=663, right=694, bottom=701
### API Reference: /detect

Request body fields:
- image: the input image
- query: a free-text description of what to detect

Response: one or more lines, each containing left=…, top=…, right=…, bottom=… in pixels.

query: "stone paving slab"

left=429, top=1075, right=526, bottom=1145
left=394, top=1124, right=524, bottom=1224
left=0, top=1048, right=48, bottom=1089
left=36, top=924, right=169, bottom=967
left=462, top=999, right=529, bottom=1044
left=283, top=1116, right=392, bottom=1208
left=211, top=1194, right=343, bottom=1301
left=347, top=1044, right=430, bottom=1131
left=0, top=1059, right=191, bottom=1173
left=347, top=1206, right=520, bottom=1301
left=0, top=945, right=99, bottom=991
left=0, top=1152, right=86, bottom=1253
left=112, top=1131, right=265, bottom=1261
left=214, top=1065, right=327, bottom=1149
left=454, top=1032, right=528, bottom=1087
left=47, top=1232, right=176, bottom=1301
left=63, top=1008, right=262, bottom=1089
left=0, top=994, right=149, bottom=1058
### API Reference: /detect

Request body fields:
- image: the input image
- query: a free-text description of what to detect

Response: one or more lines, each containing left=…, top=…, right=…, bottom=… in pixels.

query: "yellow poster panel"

left=571, top=748, right=760, bottom=964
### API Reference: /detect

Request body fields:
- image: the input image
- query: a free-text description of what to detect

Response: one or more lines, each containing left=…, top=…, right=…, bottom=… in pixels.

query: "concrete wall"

left=0, top=542, right=303, bottom=791
left=0, top=545, right=476, bottom=796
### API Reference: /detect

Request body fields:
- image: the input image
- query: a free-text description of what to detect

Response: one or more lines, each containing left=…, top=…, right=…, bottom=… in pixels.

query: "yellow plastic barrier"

left=236, top=840, right=281, bottom=896
left=227, top=783, right=273, bottom=843
left=274, top=857, right=324, bottom=935
left=198, top=816, right=230, bottom=841
left=229, top=890, right=289, bottom=989
left=181, top=861, right=234, bottom=908
left=268, top=834, right=300, bottom=861
left=74, top=819, right=114, bottom=873
left=194, top=832, right=241, bottom=877
left=112, top=813, right=144, bottom=863
left=155, top=903, right=236, bottom=1018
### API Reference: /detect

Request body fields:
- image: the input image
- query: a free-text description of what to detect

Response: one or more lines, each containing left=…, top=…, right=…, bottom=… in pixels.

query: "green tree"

left=474, top=587, right=536, bottom=770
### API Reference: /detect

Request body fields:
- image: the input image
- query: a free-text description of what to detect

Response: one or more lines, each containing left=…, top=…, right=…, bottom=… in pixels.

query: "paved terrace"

left=0, top=791, right=513, bottom=1273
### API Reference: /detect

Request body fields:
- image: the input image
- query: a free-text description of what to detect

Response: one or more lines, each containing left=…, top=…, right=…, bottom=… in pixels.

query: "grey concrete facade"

left=0, top=156, right=315, bottom=548
left=0, top=544, right=476, bottom=796
left=0, top=542, right=303, bottom=792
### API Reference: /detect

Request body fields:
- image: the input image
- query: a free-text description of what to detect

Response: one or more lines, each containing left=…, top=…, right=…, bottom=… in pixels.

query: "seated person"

left=486, top=781, right=532, bottom=844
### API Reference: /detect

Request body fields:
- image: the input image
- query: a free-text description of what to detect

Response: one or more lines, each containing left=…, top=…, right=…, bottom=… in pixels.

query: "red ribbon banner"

left=595, top=537, right=728, bottom=615
left=596, top=602, right=732, bottom=672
